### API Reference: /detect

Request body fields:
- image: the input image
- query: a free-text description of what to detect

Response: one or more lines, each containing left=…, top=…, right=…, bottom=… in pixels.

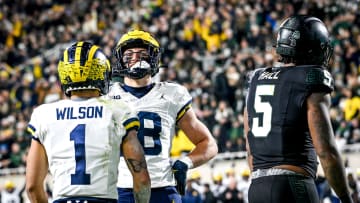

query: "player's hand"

left=172, top=160, right=188, bottom=195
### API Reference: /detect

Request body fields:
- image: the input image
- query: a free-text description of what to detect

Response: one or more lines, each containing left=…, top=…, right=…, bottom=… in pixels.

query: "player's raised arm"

left=121, top=129, right=151, bottom=203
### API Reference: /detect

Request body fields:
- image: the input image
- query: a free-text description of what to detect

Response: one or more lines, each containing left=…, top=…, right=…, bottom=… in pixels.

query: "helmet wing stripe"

left=75, top=41, right=84, bottom=67
left=88, top=45, right=99, bottom=60
left=63, top=49, right=69, bottom=64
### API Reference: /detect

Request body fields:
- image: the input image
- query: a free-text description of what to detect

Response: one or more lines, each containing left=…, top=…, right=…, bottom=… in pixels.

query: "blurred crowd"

left=1, top=0, right=360, bottom=201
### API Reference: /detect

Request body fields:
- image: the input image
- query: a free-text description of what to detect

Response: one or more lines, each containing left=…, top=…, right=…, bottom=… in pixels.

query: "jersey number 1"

left=252, top=85, right=275, bottom=137
left=70, top=124, right=90, bottom=185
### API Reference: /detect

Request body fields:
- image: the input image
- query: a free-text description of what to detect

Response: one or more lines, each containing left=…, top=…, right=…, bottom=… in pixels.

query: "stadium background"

left=1, top=0, right=360, bottom=202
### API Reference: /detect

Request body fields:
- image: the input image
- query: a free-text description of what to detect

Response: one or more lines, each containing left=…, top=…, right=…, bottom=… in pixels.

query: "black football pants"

left=248, top=174, right=319, bottom=203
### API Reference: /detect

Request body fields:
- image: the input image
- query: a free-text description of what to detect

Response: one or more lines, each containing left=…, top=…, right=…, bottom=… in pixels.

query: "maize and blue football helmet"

left=275, top=15, right=333, bottom=68
left=58, top=41, right=111, bottom=97
left=113, top=30, right=161, bottom=79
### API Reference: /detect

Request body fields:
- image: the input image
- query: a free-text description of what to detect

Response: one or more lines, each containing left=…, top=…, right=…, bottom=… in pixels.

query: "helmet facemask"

left=113, top=30, right=161, bottom=79
left=115, top=43, right=160, bottom=79
left=320, top=42, right=333, bottom=67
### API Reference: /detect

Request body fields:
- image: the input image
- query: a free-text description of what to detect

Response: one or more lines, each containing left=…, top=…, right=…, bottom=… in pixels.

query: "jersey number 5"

left=252, top=85, right=275, bottom=137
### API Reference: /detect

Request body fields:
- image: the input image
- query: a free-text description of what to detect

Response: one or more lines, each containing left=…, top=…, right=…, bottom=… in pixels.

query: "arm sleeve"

left=113, top=101, right=140, bottom=138
left=27, top=107, right=44, bottom=143
left=173, top=85, right=192, bottom=122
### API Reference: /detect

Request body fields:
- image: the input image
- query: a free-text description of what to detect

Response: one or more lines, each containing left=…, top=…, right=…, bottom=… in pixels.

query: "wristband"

left=179, top=156, right=194, bottom=169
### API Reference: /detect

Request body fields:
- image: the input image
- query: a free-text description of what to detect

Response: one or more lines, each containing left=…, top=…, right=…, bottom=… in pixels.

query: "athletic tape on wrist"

left=179, top=156, right=194, bottom=169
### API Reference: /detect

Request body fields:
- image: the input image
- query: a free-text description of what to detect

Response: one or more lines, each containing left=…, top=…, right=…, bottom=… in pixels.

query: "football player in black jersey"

left=244, top=15, right=353, bottom=203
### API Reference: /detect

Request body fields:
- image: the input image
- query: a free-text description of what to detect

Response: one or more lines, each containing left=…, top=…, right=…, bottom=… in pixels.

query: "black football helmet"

left=58, top=41, right=111, bottom=97
left=113, top=30, right=161, bottom=79
left=275, top=15, right=333, bottom=67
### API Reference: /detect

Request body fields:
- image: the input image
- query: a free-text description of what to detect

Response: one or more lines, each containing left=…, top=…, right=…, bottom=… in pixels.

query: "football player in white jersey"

left=25, top=41, right=151, bottom=203
left=109, top=30, right=218, bottom=203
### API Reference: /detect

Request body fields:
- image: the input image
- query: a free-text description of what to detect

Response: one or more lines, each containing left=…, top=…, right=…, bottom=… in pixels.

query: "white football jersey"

left=108, top=82, right=192, bottom=188
left=27, top=96, right=139, bottom=201
left=1, top=188, right=22, bottom=203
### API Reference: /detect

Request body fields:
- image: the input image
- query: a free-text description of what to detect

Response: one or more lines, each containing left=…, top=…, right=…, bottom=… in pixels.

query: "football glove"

left=172, top=160, right=188, bottom=195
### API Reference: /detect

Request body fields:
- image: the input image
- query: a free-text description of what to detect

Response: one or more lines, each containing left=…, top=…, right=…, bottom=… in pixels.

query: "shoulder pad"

left=305, top=68, right=334, bottom=92
left=247, top=68, right=264, bottom=82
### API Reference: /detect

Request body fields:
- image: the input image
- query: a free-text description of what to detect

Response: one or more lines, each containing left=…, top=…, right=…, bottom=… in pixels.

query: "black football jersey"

left=246, top=65, right=334, bottom=178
